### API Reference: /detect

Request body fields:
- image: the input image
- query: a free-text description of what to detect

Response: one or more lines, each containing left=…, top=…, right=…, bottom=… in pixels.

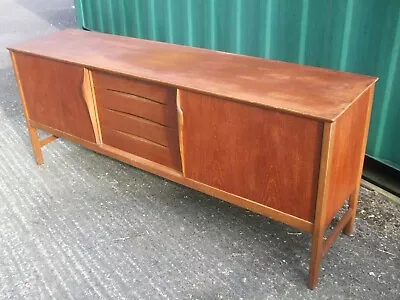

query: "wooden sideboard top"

left=8, top=29, right=377, bottom=122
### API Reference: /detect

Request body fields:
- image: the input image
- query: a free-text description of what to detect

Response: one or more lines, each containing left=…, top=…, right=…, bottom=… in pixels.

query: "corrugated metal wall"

left=75, top=0, right=400, bottom=171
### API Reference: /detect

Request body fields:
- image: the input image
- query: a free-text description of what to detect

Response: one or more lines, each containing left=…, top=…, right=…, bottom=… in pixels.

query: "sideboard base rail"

left=309, top=206, right=354, bottom=289
left=28, top=120, right=314, bottom=233
left=39, top=134, right=58, bottom=147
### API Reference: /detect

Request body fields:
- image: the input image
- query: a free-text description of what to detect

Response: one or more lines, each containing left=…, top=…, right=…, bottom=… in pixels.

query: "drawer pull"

left=107, top=88, right=166, bottom=105
left=92, top=71, right=175, bottom=104
left=82, top=68, right=102, bottom=144
left=177, top=90, right=185, bottom=175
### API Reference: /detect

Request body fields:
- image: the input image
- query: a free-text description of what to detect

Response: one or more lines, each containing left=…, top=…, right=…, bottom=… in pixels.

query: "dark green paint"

left=74, top=0, right=400, bottom=170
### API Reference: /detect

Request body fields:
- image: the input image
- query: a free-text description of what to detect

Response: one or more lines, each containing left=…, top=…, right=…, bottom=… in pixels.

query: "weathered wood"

left=10, top=52, right=44, bottom=165
left=179, top=90, right=323, bottom=222
left=343, top=87, right=376, bottom=235
left=8, top=29, right=377, bottom=122
left=82, top=68, right=102, bottom=144
left=308, top=122, right=336, bottom=289
left=324, top=87, right=374, bottom=229
left=12, top=52, right=97, bottom=143
left=39, top=135, right=58, bottom=147
left=8, top=29, right=378, bottom=289
left=29, top=120, right=315, bottom=233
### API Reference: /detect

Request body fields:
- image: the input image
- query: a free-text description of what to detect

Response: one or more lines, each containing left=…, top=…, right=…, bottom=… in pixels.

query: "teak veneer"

left=8, top=29, right=378, bottom=289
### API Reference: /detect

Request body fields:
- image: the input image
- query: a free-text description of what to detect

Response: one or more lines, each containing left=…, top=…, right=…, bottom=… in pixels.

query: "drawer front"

left=98, top=106, right=178, bottom=148
left=95, top=89, right=177, bottom=128
left=102, top=127, right=181, bottom=171
left=93, top=71, right=181, bottom=171
left=92, top=71, right=175, bottom=104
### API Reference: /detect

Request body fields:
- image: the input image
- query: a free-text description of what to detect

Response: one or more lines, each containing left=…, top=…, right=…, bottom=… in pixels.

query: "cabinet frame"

left=9, top=29, right=377, bottom=289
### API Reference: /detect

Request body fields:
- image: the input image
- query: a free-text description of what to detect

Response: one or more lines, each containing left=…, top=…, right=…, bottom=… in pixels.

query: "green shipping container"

left=75, top=0, right=400, bottom=171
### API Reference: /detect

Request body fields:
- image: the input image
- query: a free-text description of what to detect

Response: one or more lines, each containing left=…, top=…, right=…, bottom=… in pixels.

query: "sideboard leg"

left=308, top=230, right=324, bottom=289
left=308, top=122, right=335, bottom=289
left=28, top=126, right=44, bottom=165
left=343, top=188, right=359, bottom=235
left=344, top=88, right=374, bottom=236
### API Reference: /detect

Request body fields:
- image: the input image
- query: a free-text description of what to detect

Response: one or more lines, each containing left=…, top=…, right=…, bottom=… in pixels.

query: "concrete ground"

left=0, top=0, right=399, bottom=299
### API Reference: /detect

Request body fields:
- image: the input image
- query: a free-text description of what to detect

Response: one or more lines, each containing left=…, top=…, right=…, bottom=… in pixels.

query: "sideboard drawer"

left=102, top=126, right=181, bottom=171
left=92, top=71, right=175, bottom=104
left=95, top=89, right=177, bottom=128
left=98, top=106, right=177, bottom=148
left=92, top=71, right=181, bottom=171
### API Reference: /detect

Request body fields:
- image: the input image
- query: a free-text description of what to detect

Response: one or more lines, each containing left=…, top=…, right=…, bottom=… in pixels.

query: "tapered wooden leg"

left=308, top=122, right=335, bottom=289
left=308, top=229, right=324, bottom=289
left=11, top=52, right=44, bottom=165
left=28, top=126, right=44, bottom=165
left=343, top=188, right=359, bottom=235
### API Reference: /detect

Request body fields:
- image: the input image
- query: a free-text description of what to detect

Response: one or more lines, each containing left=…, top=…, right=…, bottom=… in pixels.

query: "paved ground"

left=0, top=0, right=399, bottom=299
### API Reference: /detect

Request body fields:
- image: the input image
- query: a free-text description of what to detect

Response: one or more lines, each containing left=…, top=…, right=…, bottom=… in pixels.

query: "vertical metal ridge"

left=187, top=0, right=194, bottom=46
left=74, top=0, right=84, bottom=28
left=108, top=0, right=116, bottom=34
left=210, top=0, right=216, bottom=50
left=95, top=0, right=105, bottom=33
left=298, top=0, right=309, bottom=64
left=235, top=0, right=242, bottom=54
left=120, top=1, right=128, bottom=36
left=166, top=0, right=174, bottom=42
left=134, top=0, right=142, bottom=37
left=80, top=0, right=92, bottom=29
left=373, top=10, right=400, bottom=156
left=264, top=0, right=273, bottom=58
left=339, top=0, right=354, bottom=71
left=149, top=0, right=156, bottom=40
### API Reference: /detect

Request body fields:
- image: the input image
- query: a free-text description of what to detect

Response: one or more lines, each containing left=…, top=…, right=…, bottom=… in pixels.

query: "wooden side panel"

left=13, top=53, right=96, bottom=142
left=324, top=88, right=372, bottom=228
left=180, top=91, right=323, bottom=222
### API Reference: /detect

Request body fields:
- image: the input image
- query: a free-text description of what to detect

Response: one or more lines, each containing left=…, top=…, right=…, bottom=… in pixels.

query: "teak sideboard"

left=8, top=29, right=378, bottom=289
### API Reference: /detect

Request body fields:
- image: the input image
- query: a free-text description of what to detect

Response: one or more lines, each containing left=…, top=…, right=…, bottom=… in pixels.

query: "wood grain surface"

left=92, top=71, right=175, bottom=104
left=101, top=126, right=181, bottom=171
left=95, top=88, right=177, bottom=128
left=13, top=52, right=96, bottom=142
left=308, top=122, right=336, bottom=289
left=324, top=87, right=373, bottom=229
left=343, top=87, right=375, bottom=235
left=9, top=30, right=379, bottom=289
left=28, top=119, right=314, bottom=233
left=82, top=68, right=102, bottom=144
left=8, top=29, right=377, bottom=122
left=97, top=107, right=177, bottom=147
left=93, top=73, right=181, bottom=171
left=179, top=90, right=323, bottom=222
left=10, top=52, right=44, bottom=165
